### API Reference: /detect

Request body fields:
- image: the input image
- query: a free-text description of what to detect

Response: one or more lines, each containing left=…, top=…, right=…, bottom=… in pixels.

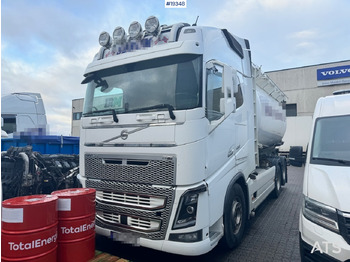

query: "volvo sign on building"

left=317, top=65, right=350, bottom=86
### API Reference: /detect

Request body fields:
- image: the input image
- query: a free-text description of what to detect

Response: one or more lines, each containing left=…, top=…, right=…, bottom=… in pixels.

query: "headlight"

left=128, top=21, right=143, bottom=39
left=145, top=16, right=160, bottom=35
left=99, top=31, right=111, bottom=47
left=172, top=184, right=206, bottom=230
left=113, top=26, right=126, bottom=44
left=302, top=195, right=339, bottom=233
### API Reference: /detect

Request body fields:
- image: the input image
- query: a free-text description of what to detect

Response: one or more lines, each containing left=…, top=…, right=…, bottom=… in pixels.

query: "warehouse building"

left=72, top=60, right=350, bottom=151
left=267, top=60, right=350, bottom=152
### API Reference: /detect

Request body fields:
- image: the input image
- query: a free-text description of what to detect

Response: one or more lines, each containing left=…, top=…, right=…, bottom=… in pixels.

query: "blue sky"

left=2, top=0, right=350, bottom=135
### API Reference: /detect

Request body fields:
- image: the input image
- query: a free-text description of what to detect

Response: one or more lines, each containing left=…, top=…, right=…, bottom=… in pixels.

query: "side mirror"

left=232, top=69, right=239, bottom=94
left=223, top=65, right=235, bottom=114
left=206, top=62, right=214, bottom=70
left=223, top=66, right=232, bottom=94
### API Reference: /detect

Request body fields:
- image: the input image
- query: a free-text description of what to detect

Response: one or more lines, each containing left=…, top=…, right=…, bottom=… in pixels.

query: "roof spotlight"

left=99, top=31, right=111, bottom=47
left=113, top=26, right=126, bottom=44
left=145, top=16, right=160, bottom=35
left=128, top=21, right=143, bottom=39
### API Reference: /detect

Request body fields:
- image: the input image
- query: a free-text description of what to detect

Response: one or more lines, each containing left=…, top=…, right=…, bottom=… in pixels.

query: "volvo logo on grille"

left=121, top=130, right=129, bottom=140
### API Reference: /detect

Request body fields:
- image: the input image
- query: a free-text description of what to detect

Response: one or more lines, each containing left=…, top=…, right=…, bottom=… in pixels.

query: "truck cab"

left=79, top=16, right=287, bottom=256
left=299, top=91, right=350, bottom=261
left=1, top=92, right=47, bottom=136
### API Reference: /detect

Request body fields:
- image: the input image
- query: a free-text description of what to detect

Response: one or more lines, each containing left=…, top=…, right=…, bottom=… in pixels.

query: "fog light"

left=128, top=21, right=143, bottom=39
left=99, top=31, right=111, bottom=47
left=169, top=230, right=202, bottom=243
left=145, top=16, right=160, bottom=35
left=113, top=26, right=126, bottom=44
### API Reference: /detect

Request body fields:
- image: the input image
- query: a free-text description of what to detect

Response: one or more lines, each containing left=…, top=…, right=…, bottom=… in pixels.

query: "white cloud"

left=2, top=47, right=97, bottom=135
left=208, top=0, right=350, bottom=70
left=288, top=30, right=318, bottom=41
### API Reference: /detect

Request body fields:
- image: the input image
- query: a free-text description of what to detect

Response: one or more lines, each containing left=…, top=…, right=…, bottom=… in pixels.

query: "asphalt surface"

left=95, top=165, right=304, bottom=262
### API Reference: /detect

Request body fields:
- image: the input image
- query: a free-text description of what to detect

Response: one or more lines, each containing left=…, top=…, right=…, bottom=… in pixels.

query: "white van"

left=299, top=90, right=350, bottom=261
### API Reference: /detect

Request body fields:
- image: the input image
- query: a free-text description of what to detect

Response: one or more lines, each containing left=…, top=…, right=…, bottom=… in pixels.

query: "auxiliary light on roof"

left=145, top=16, right=160, bottom=35
left=128, top=21, right=143, bottom=40
left=99, top=31, right=111, bottom=47
left=113, top=26, right=126, bottom=44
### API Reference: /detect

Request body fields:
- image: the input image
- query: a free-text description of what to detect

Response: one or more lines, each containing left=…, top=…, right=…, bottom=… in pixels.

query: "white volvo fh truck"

left=79, top=16, right=287, bottom=255
left=300, top=91, right=350, bottom=261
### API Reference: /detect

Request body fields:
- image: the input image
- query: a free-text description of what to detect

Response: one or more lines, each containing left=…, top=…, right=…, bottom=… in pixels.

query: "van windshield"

left=311, top=115, right=350, bottom=166
left=82, top=54, right=202, bottom=118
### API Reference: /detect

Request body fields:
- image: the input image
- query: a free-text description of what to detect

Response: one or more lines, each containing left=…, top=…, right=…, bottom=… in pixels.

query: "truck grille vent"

left=96, top=190, right=166, bottom=210
left=85, top=154, right=176, bottom=185
left=338, top=211, right=350, bottom=245
left=87, top=179, right=174, bottom=240
left=97, top=211, right=161, bottom=232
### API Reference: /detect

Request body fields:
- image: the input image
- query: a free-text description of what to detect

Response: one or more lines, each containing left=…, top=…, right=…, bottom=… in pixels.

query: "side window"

left=2, top=116, right=16, bottom=134
left=72, top=112, right=83, bottom=120
left=206, top=64, right=224, bottom=121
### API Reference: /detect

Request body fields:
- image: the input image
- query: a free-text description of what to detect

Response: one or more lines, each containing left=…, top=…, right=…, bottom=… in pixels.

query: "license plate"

left=110, top=231, right=140, bottom=246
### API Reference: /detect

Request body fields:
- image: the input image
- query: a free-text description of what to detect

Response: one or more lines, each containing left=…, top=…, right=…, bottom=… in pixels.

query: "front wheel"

left=221, top=183, right=247, bottom=249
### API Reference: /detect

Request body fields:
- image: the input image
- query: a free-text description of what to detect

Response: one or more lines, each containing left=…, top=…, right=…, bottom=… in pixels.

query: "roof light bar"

left=99, top=31, right=111, bottom=47
left=128, top=21, right=143, bottom=40
left=145, top=16, right=160, bottom=35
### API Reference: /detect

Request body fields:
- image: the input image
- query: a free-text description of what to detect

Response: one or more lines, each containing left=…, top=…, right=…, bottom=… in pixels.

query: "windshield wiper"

left=127, top=104, right=176, bottom=120
left=81, top=73, right=109, bottom=90
left=83, top=109, right=118, bottom=123
left=312, top=157, right=350, bottom=165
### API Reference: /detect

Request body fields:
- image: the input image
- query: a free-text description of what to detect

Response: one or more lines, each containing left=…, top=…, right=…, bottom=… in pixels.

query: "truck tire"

left=290, top=146, right=303, bottom=167
left=281, top=156, right=288, bottom=185
left=221, top=183, right=247, bottom=249
left=273, top=164, right=282, bottom=198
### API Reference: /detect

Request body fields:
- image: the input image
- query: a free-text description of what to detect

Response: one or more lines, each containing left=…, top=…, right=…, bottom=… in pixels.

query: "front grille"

left=97, top=211, right=161, bottom=232
left=338, top=211, right=350, bottom=245
left=87, top=179, right=175, bottom=240
left=85, top=154, right=176, bottom=185
left=85, top=154, right=176, bottom=240
left=96, top=191, right=166, bottom=210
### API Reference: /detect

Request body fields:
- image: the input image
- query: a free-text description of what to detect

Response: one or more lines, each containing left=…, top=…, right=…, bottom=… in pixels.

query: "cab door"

left=205, top=60, right=238, bottom=177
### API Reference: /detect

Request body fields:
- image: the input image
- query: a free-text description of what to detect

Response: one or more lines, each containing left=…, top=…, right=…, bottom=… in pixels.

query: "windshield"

left=83, top=55, right=202, bottom=117
left=311, top=115, right=350, bottom=166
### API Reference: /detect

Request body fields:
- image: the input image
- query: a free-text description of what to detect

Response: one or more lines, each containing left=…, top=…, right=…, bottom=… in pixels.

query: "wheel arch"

left=224, top=172, right=249, bottom=220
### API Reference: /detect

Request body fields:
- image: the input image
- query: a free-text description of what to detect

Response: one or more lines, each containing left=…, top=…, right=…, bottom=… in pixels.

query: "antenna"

left=192, top=16, right=199, bottom=26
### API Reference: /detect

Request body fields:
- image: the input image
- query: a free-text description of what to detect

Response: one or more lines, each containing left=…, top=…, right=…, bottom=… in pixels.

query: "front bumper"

left=299, top=213, right=350, bottom=261
left=96, top=225, right=216, bottom=256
